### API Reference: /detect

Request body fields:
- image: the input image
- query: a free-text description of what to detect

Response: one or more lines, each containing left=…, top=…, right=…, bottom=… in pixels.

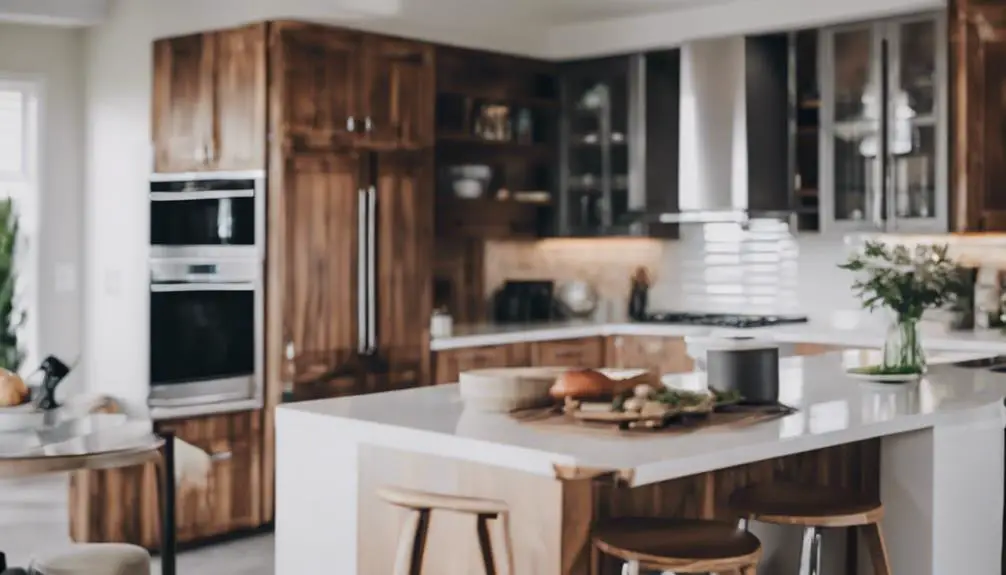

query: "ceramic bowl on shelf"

left=452, top=178, right=484, bottom=199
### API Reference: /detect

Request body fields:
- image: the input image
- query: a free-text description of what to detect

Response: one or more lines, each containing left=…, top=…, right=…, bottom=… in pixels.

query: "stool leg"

left=497, top=511, right=515, bottom=575
left=590, top=542, right=600, bottom=575
left=798, top=526, right=823, bottom=575
left=392, top=508, right=431, bottom=575
left=476, top=514, right=498, bottom=575
left=860, top=522, right=891, bottom=575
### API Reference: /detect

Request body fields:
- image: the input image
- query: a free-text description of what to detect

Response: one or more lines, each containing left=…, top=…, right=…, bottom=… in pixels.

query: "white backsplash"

left=485, top=232, right=1006, bottom=324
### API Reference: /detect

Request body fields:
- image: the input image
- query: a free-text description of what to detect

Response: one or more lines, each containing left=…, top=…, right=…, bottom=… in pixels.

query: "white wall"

left=83, top=0, right=153, bottom=413
left=0, top=23, right=84, bottom=391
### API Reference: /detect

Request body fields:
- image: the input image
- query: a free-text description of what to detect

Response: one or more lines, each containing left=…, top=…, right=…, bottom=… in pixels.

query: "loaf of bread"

left=549, top=369, right=637, bottom=401
left=0, top=368, right=27, bottom=407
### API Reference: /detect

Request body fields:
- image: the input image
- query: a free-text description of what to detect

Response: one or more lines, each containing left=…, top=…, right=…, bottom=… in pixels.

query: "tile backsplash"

left=484, top=238, right=665, bottom=310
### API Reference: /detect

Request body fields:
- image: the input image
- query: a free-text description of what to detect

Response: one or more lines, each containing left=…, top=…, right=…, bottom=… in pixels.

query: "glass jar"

left=882, top=317, right=925, bottom=374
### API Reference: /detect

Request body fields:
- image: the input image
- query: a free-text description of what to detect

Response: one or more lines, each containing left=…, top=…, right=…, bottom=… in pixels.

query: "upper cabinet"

left=272, top=23, right=433, bottom=153
left=818, top=14, right=947, bottom=234
left=153, top=24, right=267, bottom=173
left=363, top=37, right=435, bottom=150
left=950, top=0, right=1006, bottom=231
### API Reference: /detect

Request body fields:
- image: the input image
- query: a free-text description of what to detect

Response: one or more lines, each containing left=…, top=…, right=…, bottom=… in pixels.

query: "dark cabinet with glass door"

left=558, top=52, right=680, bottom=237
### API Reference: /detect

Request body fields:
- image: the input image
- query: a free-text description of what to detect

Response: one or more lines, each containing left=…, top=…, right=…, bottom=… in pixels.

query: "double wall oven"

left=148, top=171, right=265, bottom=417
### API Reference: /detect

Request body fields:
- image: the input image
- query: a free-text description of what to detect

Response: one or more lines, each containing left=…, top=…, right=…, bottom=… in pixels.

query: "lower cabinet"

left=433, top=343, right=530, bottom=384
left=69, top=410, right=263, bottom=549
left=606, top=335, right=694, bottom=374
left=529, top=338, right=605, bottom=368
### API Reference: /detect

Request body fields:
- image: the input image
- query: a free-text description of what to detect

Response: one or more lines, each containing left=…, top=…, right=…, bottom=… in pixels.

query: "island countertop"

left=277, top=351, right=1006, bottom=487
left=430, top=317, right=1006, bottom=353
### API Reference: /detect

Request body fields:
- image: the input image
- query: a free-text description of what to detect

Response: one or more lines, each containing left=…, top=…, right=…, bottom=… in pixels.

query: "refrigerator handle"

left=879, top=37, right=891, bottom=232
left=357, top=188, right=367, bottom=354
left=367, top=185, right=377, bottom=354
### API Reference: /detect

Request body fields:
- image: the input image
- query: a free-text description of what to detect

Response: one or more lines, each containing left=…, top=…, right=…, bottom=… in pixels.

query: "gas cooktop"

left=641, top=312, right=809, bottom=329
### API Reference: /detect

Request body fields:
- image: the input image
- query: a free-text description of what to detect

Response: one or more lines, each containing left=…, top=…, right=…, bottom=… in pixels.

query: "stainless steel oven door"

left=148, top=258, right=262, bottom=410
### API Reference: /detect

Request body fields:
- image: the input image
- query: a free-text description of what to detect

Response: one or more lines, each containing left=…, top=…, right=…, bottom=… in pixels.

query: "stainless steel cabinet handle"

left=367, top=185, right=377, bottom=353
left=346, top=116, right=356, bottom=133
left=364, top=116, right=373, bottom=133
left=357, top=188, right=367, bottom=354
left=210, top=451, right=232, bottom=462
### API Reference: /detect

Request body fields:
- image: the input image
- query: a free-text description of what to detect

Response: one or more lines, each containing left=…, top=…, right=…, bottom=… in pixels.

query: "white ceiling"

left=540, top=0, right=734, bottom=24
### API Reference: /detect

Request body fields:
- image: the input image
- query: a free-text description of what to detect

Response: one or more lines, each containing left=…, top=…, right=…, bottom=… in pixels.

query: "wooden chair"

left=376, top=486, right=515, bottom=575
left=730, top=483, right=891, bottom=575
left=591, top=517, right=762, bottom=575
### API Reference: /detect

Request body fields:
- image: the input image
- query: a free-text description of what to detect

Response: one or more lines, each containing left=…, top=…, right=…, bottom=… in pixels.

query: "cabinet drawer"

left=530, top=338, right=604, bottom=369
left=607, top=336, right=693, bottom=374
left=433, top=343, right=529, bottom=384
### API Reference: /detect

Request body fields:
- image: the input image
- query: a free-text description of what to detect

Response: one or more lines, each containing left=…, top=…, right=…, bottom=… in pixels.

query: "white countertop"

left=278, top=351, right=1006, bottom=487
left=430, top=318, right=1006, bottom=354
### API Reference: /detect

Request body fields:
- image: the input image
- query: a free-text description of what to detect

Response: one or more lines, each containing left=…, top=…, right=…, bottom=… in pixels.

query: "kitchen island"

left=275, top=351, right=1006, bottom=574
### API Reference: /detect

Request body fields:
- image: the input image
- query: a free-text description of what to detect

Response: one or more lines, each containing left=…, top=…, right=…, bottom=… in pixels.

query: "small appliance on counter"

left=493, top=280, right=557, bottom=324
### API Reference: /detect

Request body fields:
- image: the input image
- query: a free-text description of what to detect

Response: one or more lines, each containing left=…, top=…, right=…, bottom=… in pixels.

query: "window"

left=0, top=78, right=39, bottom=371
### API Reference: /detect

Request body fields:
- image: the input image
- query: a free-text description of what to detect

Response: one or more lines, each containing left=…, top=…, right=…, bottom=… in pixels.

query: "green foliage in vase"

left=838, top=241, right=960, bottom=321
left=0, top=199, right=22, bottom=371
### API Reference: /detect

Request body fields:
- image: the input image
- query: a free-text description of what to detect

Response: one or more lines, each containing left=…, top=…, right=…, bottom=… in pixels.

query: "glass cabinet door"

left=886, top=15, right=946, bottom=232
left=822, top=24, right=884, bottom=232
left=560, top=59, right=631, bottom=235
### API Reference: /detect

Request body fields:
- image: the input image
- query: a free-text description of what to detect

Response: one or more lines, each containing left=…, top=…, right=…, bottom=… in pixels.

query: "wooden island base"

left=355, top=441, right=879, bottom=575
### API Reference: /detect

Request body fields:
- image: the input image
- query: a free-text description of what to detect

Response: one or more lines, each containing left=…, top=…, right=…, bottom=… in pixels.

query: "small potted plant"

left=839, top=241, right=960, bottom=378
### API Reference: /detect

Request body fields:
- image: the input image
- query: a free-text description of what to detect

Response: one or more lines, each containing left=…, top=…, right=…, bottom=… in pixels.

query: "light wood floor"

left=0, top=475, right=274, bottom=574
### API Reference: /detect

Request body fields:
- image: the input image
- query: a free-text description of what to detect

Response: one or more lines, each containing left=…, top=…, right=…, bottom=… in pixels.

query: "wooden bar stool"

left=377, top=485, right=515, bottom=575
left=729, top=483, right=891, bottom=575
left=591, top=517, right=762, bottom=575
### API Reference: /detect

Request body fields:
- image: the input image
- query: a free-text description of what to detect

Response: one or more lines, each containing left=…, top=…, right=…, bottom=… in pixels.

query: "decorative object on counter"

left=459, top=367, right=566, bottom=413
left=429, top=308, right=453, bottom=339
left=627, top=267, right=651, bottom=321
left=555, top=280, right=599, bottom=319
left=514, top=107, right=534, bottom=144
left=706, top=341, right=780, bottom=405
left=973, top=266, right=1002, bottom=329
left=947, top=266, right=977, bottom=330
left=32, top=355, right=73, bottom=411
left=839, top=241, right=961, bottom=379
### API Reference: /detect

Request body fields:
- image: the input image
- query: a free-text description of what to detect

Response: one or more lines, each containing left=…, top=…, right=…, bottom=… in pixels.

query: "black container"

left=706, top=344, right=780, bottom=405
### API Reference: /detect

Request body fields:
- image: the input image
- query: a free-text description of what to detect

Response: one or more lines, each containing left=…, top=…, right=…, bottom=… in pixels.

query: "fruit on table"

left=0, top=368, right=27, bottom=407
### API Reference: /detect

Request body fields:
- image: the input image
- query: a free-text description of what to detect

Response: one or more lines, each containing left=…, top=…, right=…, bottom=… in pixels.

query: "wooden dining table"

left=0, top=412, right=178, bottom=575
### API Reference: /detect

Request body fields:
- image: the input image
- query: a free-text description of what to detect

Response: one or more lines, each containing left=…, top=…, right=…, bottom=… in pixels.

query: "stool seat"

left=31, top=543, right=150, bottom=575
left=730, top=482, right=883, bottom=527
left=593, top=517, right=762, bottom=573
left=377, top=485, right=508, bottom=516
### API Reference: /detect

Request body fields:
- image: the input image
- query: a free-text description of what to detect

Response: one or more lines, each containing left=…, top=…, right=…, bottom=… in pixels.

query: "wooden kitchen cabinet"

left=375, top=151, right=434, bottom=371
left=362, top=37, right=435, bottom=149
left=153, top=23, right=266, bottom=172
left=951, top=0, right=1006, bottom=231
left=272, top=23, right=362, bottom=152
left=282, top=152, right=363, bottom=366
left=69, top=410, right=263, bottom=549
left=530, top=338, right=605, bottom=369
left=271, top=23, right=434, bottom=153
left=605, top=335, right=694, bottom=374
left=433, top=343, right=530, bottom=384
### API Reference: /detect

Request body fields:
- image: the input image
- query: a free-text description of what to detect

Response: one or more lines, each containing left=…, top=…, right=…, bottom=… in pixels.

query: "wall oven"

left=148, top=170, right=265, bottom=417
left=148, top=258, right=263, bottom=411
left=149, top=170, right=265, bottom=259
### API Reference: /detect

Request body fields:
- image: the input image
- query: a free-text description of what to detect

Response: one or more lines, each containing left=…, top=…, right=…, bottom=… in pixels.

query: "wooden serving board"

left=510, top=404, right=796, bottom=438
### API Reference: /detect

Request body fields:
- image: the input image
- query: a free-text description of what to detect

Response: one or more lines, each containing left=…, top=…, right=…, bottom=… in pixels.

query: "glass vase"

left=882, top=317, right=925, bottom=373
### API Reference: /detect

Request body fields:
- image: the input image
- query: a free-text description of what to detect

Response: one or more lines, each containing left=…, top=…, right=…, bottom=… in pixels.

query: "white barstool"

left=30, top=543, right=150, bottom=575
